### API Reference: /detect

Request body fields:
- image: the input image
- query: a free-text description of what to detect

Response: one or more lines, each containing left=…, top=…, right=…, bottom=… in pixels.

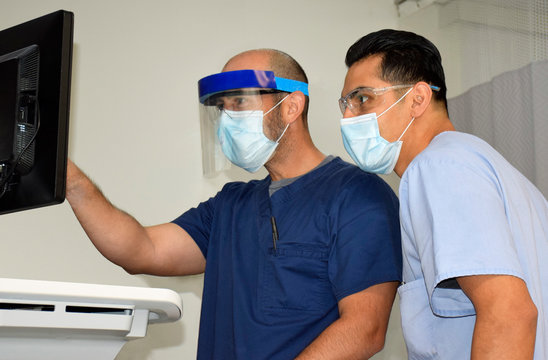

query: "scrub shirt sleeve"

left=171, top=192, right=219, bottom=258
left=329, top=173, right=402, bottom=302
left=406, top=157, right=524, bottom=317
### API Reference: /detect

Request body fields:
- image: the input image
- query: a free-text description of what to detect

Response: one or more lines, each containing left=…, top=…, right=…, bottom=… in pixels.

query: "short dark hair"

left=345, top=29, right=447, bottom=109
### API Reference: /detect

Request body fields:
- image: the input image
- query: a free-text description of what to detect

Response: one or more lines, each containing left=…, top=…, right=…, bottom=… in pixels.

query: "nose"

left=342, top=106, right=354, bottom=119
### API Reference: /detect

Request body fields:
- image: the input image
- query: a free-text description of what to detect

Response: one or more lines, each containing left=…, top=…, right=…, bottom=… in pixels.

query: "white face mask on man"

left=340, top=87, right=414, bottom=174
left=217, top=95, right=289, bottom=173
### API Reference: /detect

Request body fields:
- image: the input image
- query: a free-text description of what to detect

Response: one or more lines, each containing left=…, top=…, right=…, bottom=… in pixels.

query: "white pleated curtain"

left=448, top=60, right=548, bottom=197
left=434, top=0, right=548, bottom=196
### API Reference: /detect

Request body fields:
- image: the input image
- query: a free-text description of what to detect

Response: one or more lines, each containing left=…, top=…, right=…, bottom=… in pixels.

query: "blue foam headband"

left=198, top=69, right=309, bottom=103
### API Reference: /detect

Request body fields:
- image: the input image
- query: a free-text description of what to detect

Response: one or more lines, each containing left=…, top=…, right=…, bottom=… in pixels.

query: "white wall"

left=0, top=1, right=406, bottom=359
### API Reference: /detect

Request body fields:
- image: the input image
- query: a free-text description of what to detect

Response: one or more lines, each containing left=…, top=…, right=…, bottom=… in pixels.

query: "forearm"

left=471, top=307, right=537, bottom=359
left=457, top=275, right=538, bottom=360
left=66, top=160, right=154, bottom=272
left=295, top=317, right=384, bottom=360
left=296, top=282, right=397, bottom=360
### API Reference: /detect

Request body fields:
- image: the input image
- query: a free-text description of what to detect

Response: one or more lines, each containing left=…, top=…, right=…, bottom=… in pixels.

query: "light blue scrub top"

left=398, top=131, right=548, bottom=360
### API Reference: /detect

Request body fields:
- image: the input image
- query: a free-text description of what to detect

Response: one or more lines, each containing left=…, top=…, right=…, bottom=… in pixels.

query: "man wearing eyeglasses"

left=339, top=29, right=548, bottom=359
left=67, top=48, right=402, bottom=359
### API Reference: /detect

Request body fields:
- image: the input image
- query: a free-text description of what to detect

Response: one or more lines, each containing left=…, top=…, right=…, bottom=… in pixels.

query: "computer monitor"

left=0, top=10, right=73, bottom=215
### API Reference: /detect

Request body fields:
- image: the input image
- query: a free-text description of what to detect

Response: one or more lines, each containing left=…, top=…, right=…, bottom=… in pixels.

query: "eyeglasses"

left=339, top=84, right=441, bottom=115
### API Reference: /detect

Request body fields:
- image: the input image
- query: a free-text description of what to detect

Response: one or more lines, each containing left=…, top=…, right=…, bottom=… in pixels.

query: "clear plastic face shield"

left=198, top=70, right=309, bottom=176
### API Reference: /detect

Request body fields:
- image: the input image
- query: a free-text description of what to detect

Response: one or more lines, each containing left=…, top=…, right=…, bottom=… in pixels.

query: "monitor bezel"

left=0, top=10, right=74, bottom=215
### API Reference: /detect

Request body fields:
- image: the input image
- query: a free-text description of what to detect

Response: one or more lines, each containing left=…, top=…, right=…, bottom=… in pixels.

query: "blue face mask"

left=340, top=88, right=414, bottom=174
left=217, top=96, right=289, bottom=173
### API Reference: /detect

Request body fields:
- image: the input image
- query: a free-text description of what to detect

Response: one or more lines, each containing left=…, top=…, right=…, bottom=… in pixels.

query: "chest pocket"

left=261, top=245, right=334, bottom=313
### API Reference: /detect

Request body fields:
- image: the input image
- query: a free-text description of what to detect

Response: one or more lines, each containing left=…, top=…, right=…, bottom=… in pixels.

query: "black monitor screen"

left=0, top=10, right=73, bottom=215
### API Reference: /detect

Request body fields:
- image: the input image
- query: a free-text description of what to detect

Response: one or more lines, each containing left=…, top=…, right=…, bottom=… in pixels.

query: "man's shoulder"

left=326, top=157, right=398, bottom=201
left=410, top=131, right=493, bottom=170
left=219, top=177, right=268, bottom=194
left=327, top=156, right=384, bottom=180
left=402, top=131, right=510, bottom=195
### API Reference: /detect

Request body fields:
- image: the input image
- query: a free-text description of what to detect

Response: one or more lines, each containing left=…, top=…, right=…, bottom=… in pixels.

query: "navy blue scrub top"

left=173, top=157, right=402, bottom=359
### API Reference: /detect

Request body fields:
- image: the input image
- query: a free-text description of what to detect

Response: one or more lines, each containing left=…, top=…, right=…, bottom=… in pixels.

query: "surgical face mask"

left=217, top=95, right=289, bottom=172
left=340, top=88, right=414, bottom=174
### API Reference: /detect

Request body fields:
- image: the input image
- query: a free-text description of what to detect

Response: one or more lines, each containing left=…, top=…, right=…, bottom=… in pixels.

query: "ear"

left=410, top=82, right=433, bottom=118
left=282, top=91, right=306, bottom=125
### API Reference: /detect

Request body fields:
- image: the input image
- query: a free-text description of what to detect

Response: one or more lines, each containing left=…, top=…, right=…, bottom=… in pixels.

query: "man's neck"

left=394, top=116, right=455, bottom=177
left=266, top=143, right=326, bottom=181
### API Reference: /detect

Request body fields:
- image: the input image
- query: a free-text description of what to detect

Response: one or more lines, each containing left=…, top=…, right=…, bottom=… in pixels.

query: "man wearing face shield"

left=198, top=69, right=307, bottom=174
left=66, top=48, right=402, bottom=359
left=339, top=29, right=548, bottom=359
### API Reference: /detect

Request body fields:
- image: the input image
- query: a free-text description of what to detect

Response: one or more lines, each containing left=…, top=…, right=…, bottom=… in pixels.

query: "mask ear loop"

left=375, top=87, right=415, bottom=142
left=273, top=123, right=290, bottom=143
left=397, top=117, right=415, bottom=142
left=264, top=94, right=291, bottom=143
left=378, top=87, right=414, bottom=118
left=264, top=94, right=290, bottom=116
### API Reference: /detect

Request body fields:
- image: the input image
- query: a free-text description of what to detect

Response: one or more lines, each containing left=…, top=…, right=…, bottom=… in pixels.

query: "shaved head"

left=223, top=49, right=308, bottom=84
